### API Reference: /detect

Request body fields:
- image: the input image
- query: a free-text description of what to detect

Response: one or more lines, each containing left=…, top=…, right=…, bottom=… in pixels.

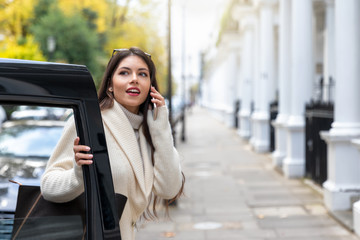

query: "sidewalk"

left=136, top=106, right=359, bottom=240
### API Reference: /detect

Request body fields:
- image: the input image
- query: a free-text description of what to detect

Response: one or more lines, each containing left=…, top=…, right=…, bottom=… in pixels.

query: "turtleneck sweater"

left=118, top=103, right=143, bottom=131
left=118, top=103, right=144, bottom=165
left=118, top=103, right=143, bottom=142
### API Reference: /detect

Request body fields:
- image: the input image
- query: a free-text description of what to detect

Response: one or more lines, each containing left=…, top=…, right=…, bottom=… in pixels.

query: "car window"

left=0, top=123, right=63, bottom=157
left=0, top=104, right=85, bottom=239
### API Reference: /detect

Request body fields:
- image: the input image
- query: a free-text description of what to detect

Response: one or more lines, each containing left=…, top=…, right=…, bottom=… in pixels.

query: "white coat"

left=41, top=101, right=183, bottom=240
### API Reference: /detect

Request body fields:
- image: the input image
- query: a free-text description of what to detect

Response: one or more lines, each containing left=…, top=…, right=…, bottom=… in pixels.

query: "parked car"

left=0, top=119, right=67, bottom=213
left=0, top=58, right=123, bottom=239
left=166, top=95, right=185, bottom=125
left=0, top=106, right=6, bottom=124
left=9, top=106, right=67, bottom=120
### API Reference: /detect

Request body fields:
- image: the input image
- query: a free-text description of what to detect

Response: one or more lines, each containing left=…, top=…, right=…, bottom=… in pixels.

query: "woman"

left=41, top=47, right=185, bottom=239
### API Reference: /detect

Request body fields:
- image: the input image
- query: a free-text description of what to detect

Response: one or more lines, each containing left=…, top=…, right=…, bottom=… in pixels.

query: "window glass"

left=0, top=123, right=64, bottom=157
left=0, top=104, right=85, bottom=239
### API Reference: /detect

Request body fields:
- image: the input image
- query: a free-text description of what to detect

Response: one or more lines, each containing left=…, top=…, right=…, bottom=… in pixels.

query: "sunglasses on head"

left=112, top=49, right=151, bottom=58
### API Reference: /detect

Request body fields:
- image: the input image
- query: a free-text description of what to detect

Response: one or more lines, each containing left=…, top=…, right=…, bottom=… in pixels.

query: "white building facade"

left=200, top=0, right=360, bottom=236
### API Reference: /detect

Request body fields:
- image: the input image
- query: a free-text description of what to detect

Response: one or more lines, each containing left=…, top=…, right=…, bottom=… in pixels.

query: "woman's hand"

left=150, top=86, right=165, bottom=107
left=73, top=137, right=93, bottom=166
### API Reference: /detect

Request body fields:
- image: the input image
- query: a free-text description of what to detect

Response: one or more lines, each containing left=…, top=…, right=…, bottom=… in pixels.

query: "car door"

left=0, top=59, right=122, bottom=239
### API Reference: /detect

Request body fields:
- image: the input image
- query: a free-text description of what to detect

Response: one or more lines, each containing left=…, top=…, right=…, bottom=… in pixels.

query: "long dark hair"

left=98, top=47, right=184, bottom=218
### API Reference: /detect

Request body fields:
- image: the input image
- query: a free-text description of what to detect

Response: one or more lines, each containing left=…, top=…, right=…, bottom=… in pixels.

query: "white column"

left=252, top=0, right=275, bottom=152
left=320, top=0, right=360, bottom=212
left=239, top=22, right=254, bottom=139
left=225, top=50, right=239, bottom=127
left=272, top=0, right=291, bottom=168
left=352, top=140, right=360, bottom=236
left=283, top=0, right=313, bottom=178
left=213, top=57, right=228, bottom=120
left=323, top=0, right=335, bottom=102
left=250, top=13, right=260, bottom=147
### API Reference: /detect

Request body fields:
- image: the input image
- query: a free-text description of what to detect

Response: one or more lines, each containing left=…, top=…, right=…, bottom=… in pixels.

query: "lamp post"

left=167, top=0, right=173, bottom=129
left=47, top=36, right=56, bottom=61
left=180, top=3, right=186, bottom=142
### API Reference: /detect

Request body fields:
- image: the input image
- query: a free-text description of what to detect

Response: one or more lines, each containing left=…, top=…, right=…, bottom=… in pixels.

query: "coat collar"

left=101, top=101, right=148, bottom=195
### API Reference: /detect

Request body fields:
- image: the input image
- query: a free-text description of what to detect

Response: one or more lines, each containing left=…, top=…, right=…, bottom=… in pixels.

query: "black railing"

left=269, top=101, right=278, bottom=152
left=305, top=101, right=333, bottom=185
left=170, top=107, right=184, bottom=147
left=234, top=99, right=241, bottom=129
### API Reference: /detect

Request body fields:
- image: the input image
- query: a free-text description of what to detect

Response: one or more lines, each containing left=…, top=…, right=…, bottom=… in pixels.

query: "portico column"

left=323, top=0, right=335, bottom=102
left=239, top=21, right=254, bottom=139
left=212, top=55, right=228, bottom=119
left=250, top=16, right=260, bottom=147
left=283, top=0, right=313, bottom=178
left=352, top=140, right=360, bottom=236
left=272, top=0, right=291, bottom=168
left=320, top=0, right=360, bottom=212
left=252, top=0, right=276, bottom=152
left=225, top=48, right=239, bottom=127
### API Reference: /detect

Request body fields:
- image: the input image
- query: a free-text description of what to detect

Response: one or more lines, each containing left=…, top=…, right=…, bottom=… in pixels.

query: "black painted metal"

left=305, top=101, right=333, bottom=185
left=234, top=99, right=241, bottom=129
left=0, top=58, right=121, bottom=239
left=269, top=101, right=278, bottom=152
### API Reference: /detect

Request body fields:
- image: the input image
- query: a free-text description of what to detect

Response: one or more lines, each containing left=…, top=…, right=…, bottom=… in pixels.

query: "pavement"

left=136, top=106, right=360, bottom=240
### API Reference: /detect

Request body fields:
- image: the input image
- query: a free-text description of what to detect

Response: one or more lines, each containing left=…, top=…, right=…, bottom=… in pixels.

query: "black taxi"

left=0, top=58, right=124, bottom=239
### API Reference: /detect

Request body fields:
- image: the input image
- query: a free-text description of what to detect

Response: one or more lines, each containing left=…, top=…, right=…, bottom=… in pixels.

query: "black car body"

left=0, top=58, right=122, bottom=239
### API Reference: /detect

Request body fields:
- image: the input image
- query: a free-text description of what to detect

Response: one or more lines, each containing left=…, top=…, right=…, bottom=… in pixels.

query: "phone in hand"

left=151, top=86, right=158, bottom=120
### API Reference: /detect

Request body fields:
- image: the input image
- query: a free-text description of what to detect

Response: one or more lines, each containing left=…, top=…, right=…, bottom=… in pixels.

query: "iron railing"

left=305, top=101, right=333, bottom=185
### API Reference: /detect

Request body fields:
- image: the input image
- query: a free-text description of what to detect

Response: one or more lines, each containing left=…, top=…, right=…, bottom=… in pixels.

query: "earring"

left=109, top=87, right=113, bottom=92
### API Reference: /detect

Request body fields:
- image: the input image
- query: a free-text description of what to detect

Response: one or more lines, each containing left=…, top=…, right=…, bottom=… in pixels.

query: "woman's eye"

left=119, top=71, right=129, bottom=75
left=139, top=72, right=148, bottom=77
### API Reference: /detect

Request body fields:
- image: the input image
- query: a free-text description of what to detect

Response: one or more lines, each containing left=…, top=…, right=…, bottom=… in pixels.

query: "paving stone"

left=275, top=225, right=353, bottom=238
left=304, top=204, right=328, bottom=215
left=204, top=229, right=276, bottom=239
left=253, top=206, right=308, bottom=217
left=257, top=215, right=339, bottom=228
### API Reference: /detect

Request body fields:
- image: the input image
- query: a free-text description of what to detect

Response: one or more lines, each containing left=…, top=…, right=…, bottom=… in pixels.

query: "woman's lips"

left=126, top=87, right=140, bottom=96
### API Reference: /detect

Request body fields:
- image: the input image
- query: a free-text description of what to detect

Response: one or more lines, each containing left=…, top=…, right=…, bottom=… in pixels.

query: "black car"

left=0, top=58, right=123, bottom=239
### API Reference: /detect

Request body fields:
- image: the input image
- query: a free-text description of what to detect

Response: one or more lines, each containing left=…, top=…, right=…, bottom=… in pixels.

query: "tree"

left=31, top=7, right=103, bottom=82
left=104, top=0, right=169, bottom=94
left=0, top=0, right=46, bottom=61
left=32, top=0, right=57, bottom=24
left=0, top=0, right=37, bottom=38
left=0, top=35, right=45, bottom=61
left=57, top=0, right=109, bottom=34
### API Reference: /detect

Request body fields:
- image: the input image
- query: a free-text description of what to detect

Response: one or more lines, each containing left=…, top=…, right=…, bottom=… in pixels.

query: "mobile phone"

left=153, top=100, right=158, bottom=120
left=151, top=86, right=158, bottom=120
